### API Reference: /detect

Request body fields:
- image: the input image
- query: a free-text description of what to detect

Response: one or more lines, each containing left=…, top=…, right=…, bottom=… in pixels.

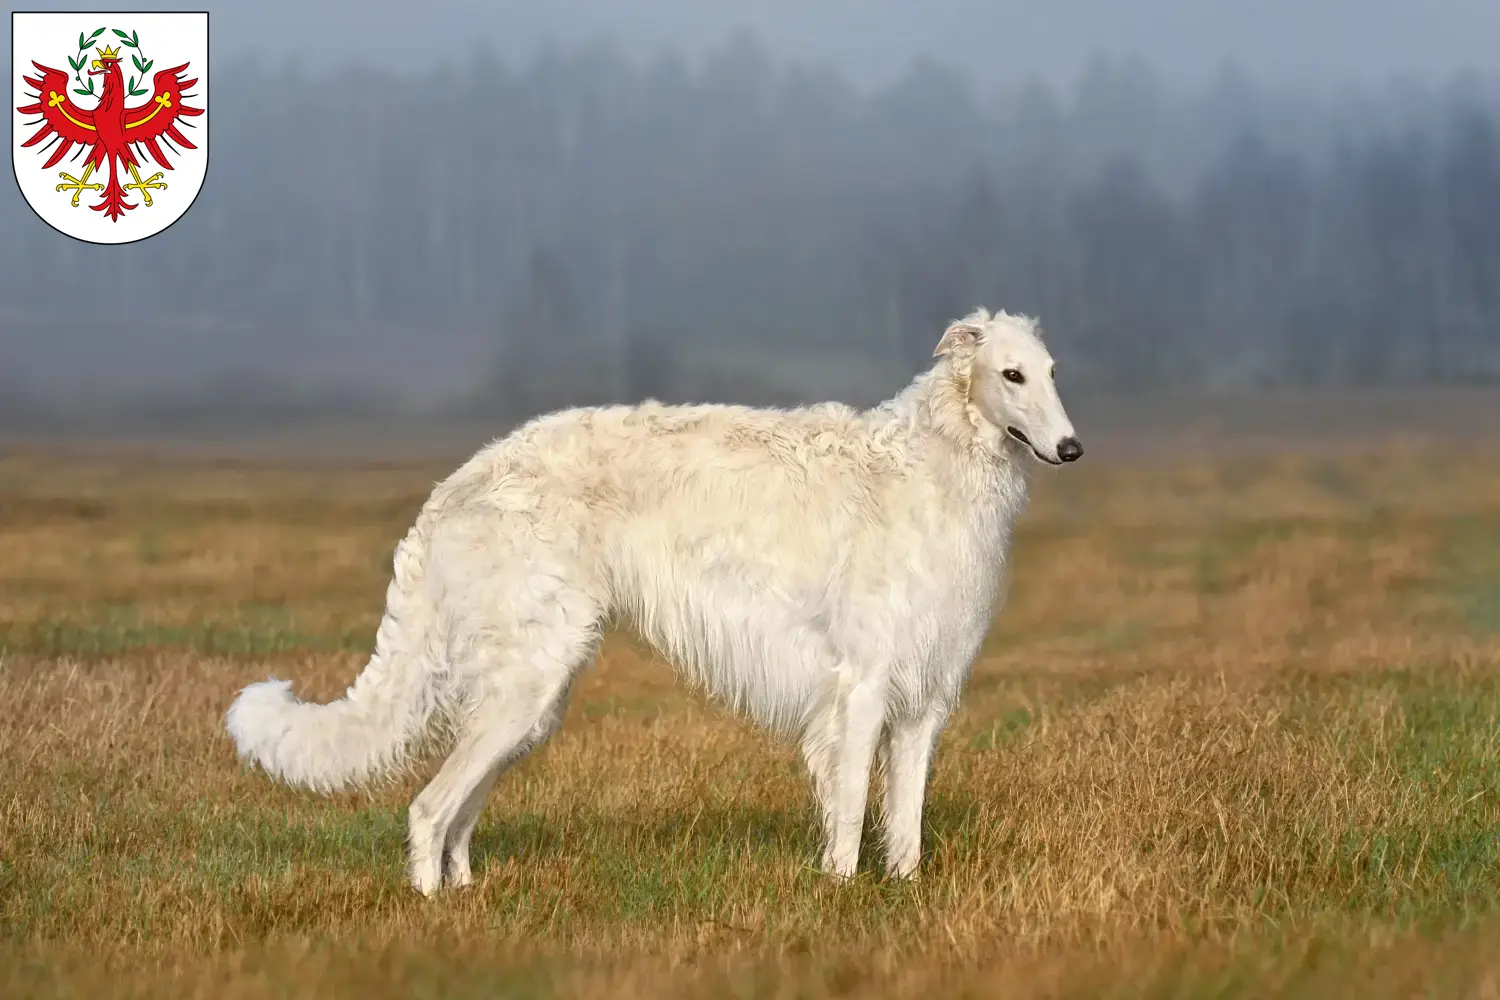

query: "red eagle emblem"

left=16, top=28, right=203, bottom=221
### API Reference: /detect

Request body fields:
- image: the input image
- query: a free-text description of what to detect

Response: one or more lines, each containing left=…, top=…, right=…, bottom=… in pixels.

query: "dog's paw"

left=408, top=861, right=444, bottom=897
left=819, top=854, right=860, bottom=881
left=886, top=852, right=924, bottom=881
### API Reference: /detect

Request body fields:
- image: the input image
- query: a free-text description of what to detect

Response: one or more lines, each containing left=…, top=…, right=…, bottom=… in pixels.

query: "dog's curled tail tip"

left=225, top=677, right=303, bottom=776
left=224, top=677, right=296, bottom=761
left=223, top=659, right=431, bottom=794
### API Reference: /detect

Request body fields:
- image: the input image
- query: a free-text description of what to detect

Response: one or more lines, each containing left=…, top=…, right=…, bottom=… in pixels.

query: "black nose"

left=1057, top=437, right=1083, bottom=462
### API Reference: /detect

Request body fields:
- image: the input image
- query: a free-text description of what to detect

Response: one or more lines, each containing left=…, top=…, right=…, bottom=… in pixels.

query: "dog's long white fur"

left=225, top=307, right=1079, bottom=893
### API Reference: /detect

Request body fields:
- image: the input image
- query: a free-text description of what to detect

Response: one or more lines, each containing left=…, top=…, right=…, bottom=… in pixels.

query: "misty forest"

left=5, top=34, right=1500, bottom=427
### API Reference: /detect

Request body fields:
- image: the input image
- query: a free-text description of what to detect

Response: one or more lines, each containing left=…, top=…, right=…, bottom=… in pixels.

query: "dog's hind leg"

left=441, top=676, right=575, bottom=887
left=880, top=707, right=947, bottom=879
left=406, top=592, right=600, bottom=895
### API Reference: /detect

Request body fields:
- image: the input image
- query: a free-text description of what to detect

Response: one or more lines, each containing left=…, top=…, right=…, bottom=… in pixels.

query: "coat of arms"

left=12, top=12, right=208, bottom=244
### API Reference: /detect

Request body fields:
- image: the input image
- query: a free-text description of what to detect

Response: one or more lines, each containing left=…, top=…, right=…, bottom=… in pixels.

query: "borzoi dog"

left=225, top=308, right=1083, bottom=894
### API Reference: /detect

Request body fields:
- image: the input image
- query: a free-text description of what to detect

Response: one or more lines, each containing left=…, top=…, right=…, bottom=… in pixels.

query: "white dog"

left=225, top=308, right=1082, bottom=894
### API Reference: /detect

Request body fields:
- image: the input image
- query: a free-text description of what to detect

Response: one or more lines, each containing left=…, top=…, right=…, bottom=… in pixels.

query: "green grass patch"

left=0, top=605, right=372, bottom=658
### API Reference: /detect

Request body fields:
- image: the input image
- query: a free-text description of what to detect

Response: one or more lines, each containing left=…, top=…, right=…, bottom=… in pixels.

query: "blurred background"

left=5, top=0, right=1500, bottom=452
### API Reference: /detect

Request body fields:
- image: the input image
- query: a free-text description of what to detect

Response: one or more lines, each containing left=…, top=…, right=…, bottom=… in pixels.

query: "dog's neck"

left=870, top=359, right=1031, bottom=500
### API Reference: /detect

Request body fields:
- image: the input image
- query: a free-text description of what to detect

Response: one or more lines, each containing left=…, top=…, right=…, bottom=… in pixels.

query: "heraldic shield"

left=12, top=11, right=208, bottom=244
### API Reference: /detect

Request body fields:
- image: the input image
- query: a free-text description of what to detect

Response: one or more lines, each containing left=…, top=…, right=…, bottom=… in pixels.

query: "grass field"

left=2, top=444, right=1499, bottom=998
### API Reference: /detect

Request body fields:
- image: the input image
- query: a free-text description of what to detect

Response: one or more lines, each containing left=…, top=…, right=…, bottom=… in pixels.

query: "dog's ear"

left=933, top=313, right=987, bottom=358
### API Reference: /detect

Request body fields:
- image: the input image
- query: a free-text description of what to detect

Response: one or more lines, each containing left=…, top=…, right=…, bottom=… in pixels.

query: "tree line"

left=4, top=35, right=1498, bottom=424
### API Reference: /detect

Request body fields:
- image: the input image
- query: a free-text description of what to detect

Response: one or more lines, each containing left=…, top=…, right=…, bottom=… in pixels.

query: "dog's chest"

left=853, top=505, right=1013, bottom=709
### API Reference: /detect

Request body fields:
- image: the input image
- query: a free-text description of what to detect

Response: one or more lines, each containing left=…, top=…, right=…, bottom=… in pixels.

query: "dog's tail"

left=225, top=515, right=447, bottom=793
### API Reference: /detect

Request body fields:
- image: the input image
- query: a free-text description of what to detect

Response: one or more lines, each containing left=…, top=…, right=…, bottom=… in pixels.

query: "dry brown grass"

left=2, top=445, right=1499, bottom=998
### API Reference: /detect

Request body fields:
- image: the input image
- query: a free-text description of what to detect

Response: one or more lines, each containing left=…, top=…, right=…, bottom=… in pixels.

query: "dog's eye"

left=1001, top=369, right=1025, bottom=385
left=1049, top=365, right=1057, bottom=380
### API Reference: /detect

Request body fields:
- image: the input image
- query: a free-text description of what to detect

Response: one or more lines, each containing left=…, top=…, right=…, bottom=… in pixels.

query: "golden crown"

left=95, top=44, right=120, bottom=60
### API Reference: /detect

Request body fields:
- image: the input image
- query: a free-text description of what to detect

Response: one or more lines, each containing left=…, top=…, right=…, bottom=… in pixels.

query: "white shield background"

left=12, top=11, right=208, bottom=244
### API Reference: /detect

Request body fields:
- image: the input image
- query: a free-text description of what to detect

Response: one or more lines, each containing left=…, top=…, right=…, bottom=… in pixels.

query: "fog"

left=11, top=0, right=1500, bottom=91
left=4, top=2, right=1499, bottom=432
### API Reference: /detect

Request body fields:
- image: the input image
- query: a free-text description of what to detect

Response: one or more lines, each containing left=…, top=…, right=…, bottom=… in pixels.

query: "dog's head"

left=933, top=308, right=1083, bottom=466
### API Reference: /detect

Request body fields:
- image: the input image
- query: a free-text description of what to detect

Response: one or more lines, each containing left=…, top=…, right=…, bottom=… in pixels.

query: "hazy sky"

left=8, top=0, right=1499, bottom=92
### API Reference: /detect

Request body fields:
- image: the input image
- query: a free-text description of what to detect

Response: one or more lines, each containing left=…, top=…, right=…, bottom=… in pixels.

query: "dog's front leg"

left=820, top=672, right=888, bottom=878
left=881, top=707, right=946, bottom=878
